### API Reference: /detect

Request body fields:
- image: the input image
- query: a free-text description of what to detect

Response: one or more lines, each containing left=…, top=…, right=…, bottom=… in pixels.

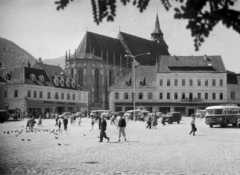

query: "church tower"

left=151, top=14, right=168, bottom=50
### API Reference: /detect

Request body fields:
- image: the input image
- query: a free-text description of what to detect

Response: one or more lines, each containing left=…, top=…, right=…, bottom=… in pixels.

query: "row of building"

left=1, top=14, right=239, bottom=116
left=0, top=60, right=88, bottom=116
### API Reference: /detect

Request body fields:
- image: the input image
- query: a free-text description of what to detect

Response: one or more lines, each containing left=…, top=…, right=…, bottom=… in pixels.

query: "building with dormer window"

left=109, top=55, right=239, bottom=116
left=0, top=64, right=88, bottom=116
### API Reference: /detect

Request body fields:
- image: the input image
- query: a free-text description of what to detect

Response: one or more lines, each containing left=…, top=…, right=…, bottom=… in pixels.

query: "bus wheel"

left=209, top=124, right=213, bottom=128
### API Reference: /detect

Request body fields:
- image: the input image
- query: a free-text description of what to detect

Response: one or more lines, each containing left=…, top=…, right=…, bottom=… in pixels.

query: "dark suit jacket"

left=100, top=119, right=107, bottom=130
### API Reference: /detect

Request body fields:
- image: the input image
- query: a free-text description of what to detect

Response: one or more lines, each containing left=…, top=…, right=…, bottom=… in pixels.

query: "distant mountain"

left=42, top=56, right=65, bottom=69
left=0, top=37, right=36, bottom=68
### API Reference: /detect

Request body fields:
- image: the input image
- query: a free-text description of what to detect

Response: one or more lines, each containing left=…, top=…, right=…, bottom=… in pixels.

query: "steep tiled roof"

left=0, top=67, right=24, bottom=84
left=118, top=32, right=170, bottom=65
left=110, top=66, right=157, bottom=89
left=24, top=67, right=53, bottom=87
left=158, top=55, right=226, bottom=73
left=0, top=66, right=53, bottom=87
left=73, top=32, right=127, bottom=65
left=33, top=62, right=69, bottom=77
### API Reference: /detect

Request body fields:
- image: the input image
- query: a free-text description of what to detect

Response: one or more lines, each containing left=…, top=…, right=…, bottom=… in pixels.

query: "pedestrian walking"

left=55, top=114, right=59, bottom=126
left=152, top=115, right=158, bottom=129
left=91, top=117, right=95, bottom=130
left=46, top=112, right=50, bottom=119
left=99, top=115, right=110, bottom=142
left=78, top=116, right=81, bottom=126
left=38, top=115, right=42, bottom=127
left=161, top=115, right=166, bottom=126
left=30, top=116, right=36, bottom=131
left=146, top=115, right=152, bottom=129
left=26, top=117, right=30, bottom=131
left=63, top=117, right=68, bottom=131
left=97, top=112, right=102, bottom=130
left=118, top=112, right=127, bottom=142
left=189, top=115, right=197, bottom=136
left=58, top=118, right=62, bottom=130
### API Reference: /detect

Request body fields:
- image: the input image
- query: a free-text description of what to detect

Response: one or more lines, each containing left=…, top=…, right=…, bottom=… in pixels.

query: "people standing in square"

left=118, top=112, right=127, bottom=142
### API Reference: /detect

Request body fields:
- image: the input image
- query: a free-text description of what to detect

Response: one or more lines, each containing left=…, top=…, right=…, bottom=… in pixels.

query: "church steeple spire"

left=151, top=14, right=164, bottom=43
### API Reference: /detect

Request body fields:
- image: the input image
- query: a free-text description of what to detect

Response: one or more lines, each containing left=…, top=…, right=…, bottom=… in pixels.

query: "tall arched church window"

left=78, top=67, right=83, bottom=86
left=71, top=68, right=74, bottom=79
left=109, top=69, right=114, bottom=86
left=94, top=68, right=100, bottom=102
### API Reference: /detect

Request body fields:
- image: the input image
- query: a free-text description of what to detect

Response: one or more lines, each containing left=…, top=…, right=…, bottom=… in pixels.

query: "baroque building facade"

left=109, top=55, right=240, bottom=116
left=0, top=61, right=88, bottom=115
left=65, top=15, right=170, bottom=110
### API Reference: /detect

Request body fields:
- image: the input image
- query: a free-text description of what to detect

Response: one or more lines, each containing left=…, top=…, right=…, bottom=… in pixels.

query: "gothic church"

left=65, top=15, right=170, bottom=110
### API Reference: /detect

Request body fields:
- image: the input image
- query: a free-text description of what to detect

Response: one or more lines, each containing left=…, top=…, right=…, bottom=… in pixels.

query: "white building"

left=0, top=65, right=88, bottom=115
left=109, top=55, right=232, bottom=116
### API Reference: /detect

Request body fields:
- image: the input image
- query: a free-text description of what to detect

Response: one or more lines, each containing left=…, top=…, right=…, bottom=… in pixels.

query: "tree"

left=55, top=0, right=240, bottom=51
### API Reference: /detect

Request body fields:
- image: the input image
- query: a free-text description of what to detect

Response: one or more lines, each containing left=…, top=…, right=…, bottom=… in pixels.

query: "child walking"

left=189, top=115, right=197, bottom=136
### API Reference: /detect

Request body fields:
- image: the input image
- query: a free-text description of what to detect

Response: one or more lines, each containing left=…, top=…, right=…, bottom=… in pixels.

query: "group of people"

left=90, top=111, right=127, bottom=143
left=146, top=114, right=158, bottom=129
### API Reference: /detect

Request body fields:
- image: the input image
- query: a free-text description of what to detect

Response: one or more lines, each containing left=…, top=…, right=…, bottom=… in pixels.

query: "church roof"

left=110, top=65, right=157, bottom=89
left=158, top=55, right=226, bottom=73
left=74, top=32, right=127, bottom=65
left=118, top=32, right=170, bottom=65
left=151, top=14, right=163, bottom=35
left=73, top=30, right=170, bottom=66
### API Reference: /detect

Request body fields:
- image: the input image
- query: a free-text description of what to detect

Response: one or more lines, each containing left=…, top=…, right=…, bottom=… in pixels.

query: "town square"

left=1, top=117, right=240, bottom=175
left=0, top=1, right=240, bottom=175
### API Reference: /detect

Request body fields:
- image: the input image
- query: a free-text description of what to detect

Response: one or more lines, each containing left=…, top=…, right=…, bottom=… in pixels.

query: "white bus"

left=205, top=105, right=240, bottom=128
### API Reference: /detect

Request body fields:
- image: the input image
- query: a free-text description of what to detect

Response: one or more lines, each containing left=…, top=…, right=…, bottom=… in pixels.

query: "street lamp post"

left=125, top=52, right=150, bottom=121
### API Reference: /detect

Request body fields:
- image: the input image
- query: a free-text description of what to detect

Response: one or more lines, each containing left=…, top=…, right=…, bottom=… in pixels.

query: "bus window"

left=214, top=109, right=223, bottom=115
left=206, top=109, right=213, bottom=115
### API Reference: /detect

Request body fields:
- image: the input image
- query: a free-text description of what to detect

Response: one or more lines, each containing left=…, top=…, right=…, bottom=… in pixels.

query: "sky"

left=0, top=0, right=240, bottom=72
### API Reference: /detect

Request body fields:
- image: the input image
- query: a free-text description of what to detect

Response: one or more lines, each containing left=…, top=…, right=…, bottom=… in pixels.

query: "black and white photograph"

left=0, top=0, right=240, bottom=174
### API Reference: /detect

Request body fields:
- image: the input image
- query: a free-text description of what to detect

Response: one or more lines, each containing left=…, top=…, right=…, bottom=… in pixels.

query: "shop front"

left=26, top=100, right=87, bottom=116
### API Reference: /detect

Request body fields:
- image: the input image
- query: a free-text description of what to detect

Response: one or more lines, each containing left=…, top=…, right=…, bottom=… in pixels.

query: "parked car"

left=90, top=110, right=111, bottom=119
left=74, top=112, right=82, bottom=117
left=101, top=110, right=111, bottom=120
left=164, top=112, right=182, bottom=124
left=124, top=109, right=149, bottom=120
left=59, top=112, right=72, bottom=118
left=0, top=110, right=9, bottom=123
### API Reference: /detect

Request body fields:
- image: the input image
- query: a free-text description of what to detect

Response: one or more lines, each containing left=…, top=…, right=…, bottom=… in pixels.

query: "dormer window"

left=60, top=77, right=64, bottom=86
left=30, top=74, right=36, bottom=81
left=66, top=78, right=70, bottom=87
left=4, top=73, right=11, bottom=81
left=39, top=75, right=44, bottom=82
left=71, top=80, right=75, bottom=88
left=54, top=76, right=59, bottom=85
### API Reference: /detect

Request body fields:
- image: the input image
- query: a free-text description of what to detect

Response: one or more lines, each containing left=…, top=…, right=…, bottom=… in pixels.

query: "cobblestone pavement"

left=0, top=117, right=240, bottom=175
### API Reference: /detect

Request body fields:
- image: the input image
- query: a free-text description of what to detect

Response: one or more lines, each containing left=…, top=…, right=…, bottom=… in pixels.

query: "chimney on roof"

left=38, top=57, right=42, bottom=63
left=27, top=61, right=31, bottom=68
